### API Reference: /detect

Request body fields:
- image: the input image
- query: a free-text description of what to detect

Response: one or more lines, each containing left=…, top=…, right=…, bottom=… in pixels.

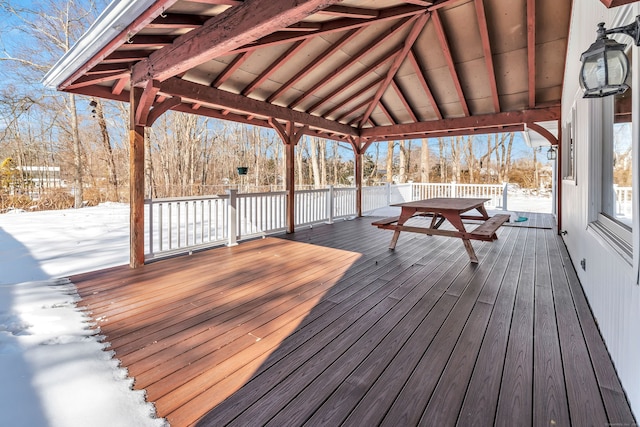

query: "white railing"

left=146, top=195, right=229, bottom=259
left=145, top=182, right=512, bottom=259
left=614, top=186, right=632, bottom=219
left=411, top=182, right=505, bottom=208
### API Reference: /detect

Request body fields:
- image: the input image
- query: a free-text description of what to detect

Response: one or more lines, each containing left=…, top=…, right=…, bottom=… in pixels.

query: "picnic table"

left=372, top=197, right=510, bottom=263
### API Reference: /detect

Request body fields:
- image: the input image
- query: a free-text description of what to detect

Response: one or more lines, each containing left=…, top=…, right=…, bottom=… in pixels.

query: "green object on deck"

left=515, top=216, right=528, bottom=222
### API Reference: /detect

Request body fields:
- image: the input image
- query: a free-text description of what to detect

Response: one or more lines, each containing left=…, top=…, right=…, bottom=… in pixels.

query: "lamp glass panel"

left=581, top=56, right=605, bottom=90
left=605, top=50, right=628, bottom=86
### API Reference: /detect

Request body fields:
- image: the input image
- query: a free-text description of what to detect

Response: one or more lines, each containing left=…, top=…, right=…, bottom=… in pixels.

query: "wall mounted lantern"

left=546, top=146, right=557, bottom=161
left=579, top=16, right=640, bottom=98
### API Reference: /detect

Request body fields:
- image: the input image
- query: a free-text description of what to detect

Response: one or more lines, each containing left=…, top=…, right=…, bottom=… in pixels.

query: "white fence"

left=615, top=186, right=632, bottom=219
left=144, top=182, right=508, bottom=260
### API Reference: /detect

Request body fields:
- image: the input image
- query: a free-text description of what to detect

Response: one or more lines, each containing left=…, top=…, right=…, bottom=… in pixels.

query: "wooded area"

left=0, top=0, right=550, bottom=212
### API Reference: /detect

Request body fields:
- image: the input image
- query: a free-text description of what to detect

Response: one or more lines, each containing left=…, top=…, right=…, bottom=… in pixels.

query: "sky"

left=0, top=195, right=552, bottom=427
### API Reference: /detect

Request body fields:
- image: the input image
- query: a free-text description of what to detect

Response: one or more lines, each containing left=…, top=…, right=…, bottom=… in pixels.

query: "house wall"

left=562, top=0, right=640, bottom=417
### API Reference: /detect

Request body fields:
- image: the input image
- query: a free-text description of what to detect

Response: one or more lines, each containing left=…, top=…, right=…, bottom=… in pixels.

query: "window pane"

left=602, top=75, right=632, bottom=229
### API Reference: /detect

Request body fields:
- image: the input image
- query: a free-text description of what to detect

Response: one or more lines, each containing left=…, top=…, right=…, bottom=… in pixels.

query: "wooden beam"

left=129, top=88, right=145, bottom=268
left=360, top=107, right=560, bottom=139
left=58, top=0, right=179, bottom=90
left=526, top=122, right=558, bottom=145
left=111, top=77, right=128, bottom=95
left=360, top=12, right=429, bottom=126
left=211, top=52, right=253, bottom=88
left=305, top=51, right=396, bottom=114
left=355, top=148, right=363, bottom=217
left=147, top=97, right=182, bottom=127
left=432, top=9, right=470, bottom=116
left=324, top=77, right=383, bottom=119
left=227, top=5, right=427, bottom=55
left=407, top=50, right=442, bottom=120
left=266, top=28, right=363, bottom=104
left=319, top=6, right=378, bottom=19
left=289, top=16, right=415, bottom=110
left=147, top=13, right=208, bottom=29
left=527, top=0, right=536, bottom=108
left=390, top=79, right=419, bottom=122
left=599, top=0, right=639, bottom=9
left=158, top=77, right=358, bottom=137
left=131, top=0, right=345, bottom=85
left=242, top=39, right=310, bottom=96
left=475, top=0, right=500, bottom=113
left=65, top=71, right=130, bottom=90
left=136, top=80, right=160, bottom=126
left=269, top=120, right=307, bottom=233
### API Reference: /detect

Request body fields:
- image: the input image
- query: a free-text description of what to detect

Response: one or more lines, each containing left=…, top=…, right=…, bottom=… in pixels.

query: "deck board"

left=69, top=215, right=636, bottom=427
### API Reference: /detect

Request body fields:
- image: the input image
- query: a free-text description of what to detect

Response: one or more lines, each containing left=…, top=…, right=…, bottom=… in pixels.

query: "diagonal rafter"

left=291, top=15, right=418, bottom=110
left=228, top=5, right=427, bottom=55
left=334, top=97, right=374, bottom=123
left=306, top=49, right=397, bottom=114
left=359, top=12, right=429, bottom=127
left=242, top=39, right=311, bottom=96
left=266, top=28, right=364, bottom=104
left=323, top=76, right=384, bottom=119
left=212, top=52, right=253, bottom=88
left=527, top=0, right=536, bottom=108
left=407, top=50, right=442, bottom=120
left=131, top=0, right=346, bottom=85
left=390, top=79, right=418, bottom=122
left=432, top=9, right=470, bottom=116
left=474, top=0, right=500, bottom=113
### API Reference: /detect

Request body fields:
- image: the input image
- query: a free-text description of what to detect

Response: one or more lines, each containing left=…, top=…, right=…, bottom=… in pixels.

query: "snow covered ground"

left=0, top=195, right=551, bottom=427
left=0, top=203, right=166, bottom=427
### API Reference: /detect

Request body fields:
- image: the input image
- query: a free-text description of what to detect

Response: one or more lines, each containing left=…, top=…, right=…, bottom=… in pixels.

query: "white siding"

left=562, top=0, right=640, bottom=418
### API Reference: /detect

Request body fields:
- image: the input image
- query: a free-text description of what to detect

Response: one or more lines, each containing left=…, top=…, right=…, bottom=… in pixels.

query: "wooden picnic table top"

left=391, top=197, right=490, bottom=212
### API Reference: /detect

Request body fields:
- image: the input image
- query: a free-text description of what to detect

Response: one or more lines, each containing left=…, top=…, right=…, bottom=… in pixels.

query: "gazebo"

left=44, top=0, right=569, bottom=268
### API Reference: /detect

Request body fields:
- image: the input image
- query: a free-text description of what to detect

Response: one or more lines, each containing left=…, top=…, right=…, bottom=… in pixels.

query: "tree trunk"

left=438, top=138, right=446, bottom=182
left=310, top=137, right=321, bottom=188
left=398, top=140, right=406, bottom=183
left=420, top=138, right=430, bottom=183
left=386, top=141, right=394, bottom=183
left=92, top=99, right=119, bottom=201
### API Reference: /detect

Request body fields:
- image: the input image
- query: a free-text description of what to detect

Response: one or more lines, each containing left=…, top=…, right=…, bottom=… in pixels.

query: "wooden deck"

left=70, top=213, right=635, bottom=426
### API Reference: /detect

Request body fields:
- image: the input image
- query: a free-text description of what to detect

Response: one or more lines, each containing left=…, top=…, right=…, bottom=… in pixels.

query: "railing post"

left=227, top=189, right=238, bottom=246
left=451, top=181, right=457, bottom=198
left=327, top=185, right=335, bottom=224
left=502, top=182, right=509, bottom=211
left=147, top=199, right=153, bottom=259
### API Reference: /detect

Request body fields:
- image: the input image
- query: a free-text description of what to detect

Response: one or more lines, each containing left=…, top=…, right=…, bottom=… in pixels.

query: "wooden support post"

left=285, top=140, right=295, bottom=233
left=270, top=119, right=306, bottom=234
left=355, top=150, right=363, bottom=217
left=129, top=88, right=145, bottom=268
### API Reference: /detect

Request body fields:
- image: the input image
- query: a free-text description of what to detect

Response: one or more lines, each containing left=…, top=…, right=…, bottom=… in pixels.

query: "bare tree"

left=0, top=0, right=103, bottom=207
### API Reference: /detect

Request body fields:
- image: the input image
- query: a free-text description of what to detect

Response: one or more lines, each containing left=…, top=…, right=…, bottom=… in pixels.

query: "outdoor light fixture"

left=546, top=146, right=557, bottom=161
left=579, top=16, right=640, bottom=98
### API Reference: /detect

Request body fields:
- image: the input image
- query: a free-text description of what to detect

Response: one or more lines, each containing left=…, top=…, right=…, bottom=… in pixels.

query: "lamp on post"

left=546, top=146, right=557, bottom=161
left=579, top=16, right=640, bottom=98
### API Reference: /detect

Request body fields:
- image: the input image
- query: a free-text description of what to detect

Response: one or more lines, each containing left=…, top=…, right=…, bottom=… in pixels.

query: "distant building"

left=17, top=166, right=63, bottom=190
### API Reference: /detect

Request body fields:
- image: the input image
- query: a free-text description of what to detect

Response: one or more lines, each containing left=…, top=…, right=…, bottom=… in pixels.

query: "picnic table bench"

left=372, top=198, right=510, bottom=263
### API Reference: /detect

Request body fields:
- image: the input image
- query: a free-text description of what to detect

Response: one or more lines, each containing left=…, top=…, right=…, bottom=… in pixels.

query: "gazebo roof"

left=43, top=0, right=571, bottom=143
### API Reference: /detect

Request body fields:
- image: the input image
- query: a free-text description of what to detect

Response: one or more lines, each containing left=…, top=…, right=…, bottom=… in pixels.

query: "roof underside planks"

left=45, top=0, right=572, bottom=143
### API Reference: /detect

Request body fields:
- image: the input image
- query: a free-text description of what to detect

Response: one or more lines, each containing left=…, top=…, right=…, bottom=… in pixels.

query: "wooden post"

left=270, top=119, right=306, bottom=234
left=355, top=150, right=363, bottom=217
left=129, top=88, right=145, bottom=267
left=285, top=140, right=295, bottom=233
